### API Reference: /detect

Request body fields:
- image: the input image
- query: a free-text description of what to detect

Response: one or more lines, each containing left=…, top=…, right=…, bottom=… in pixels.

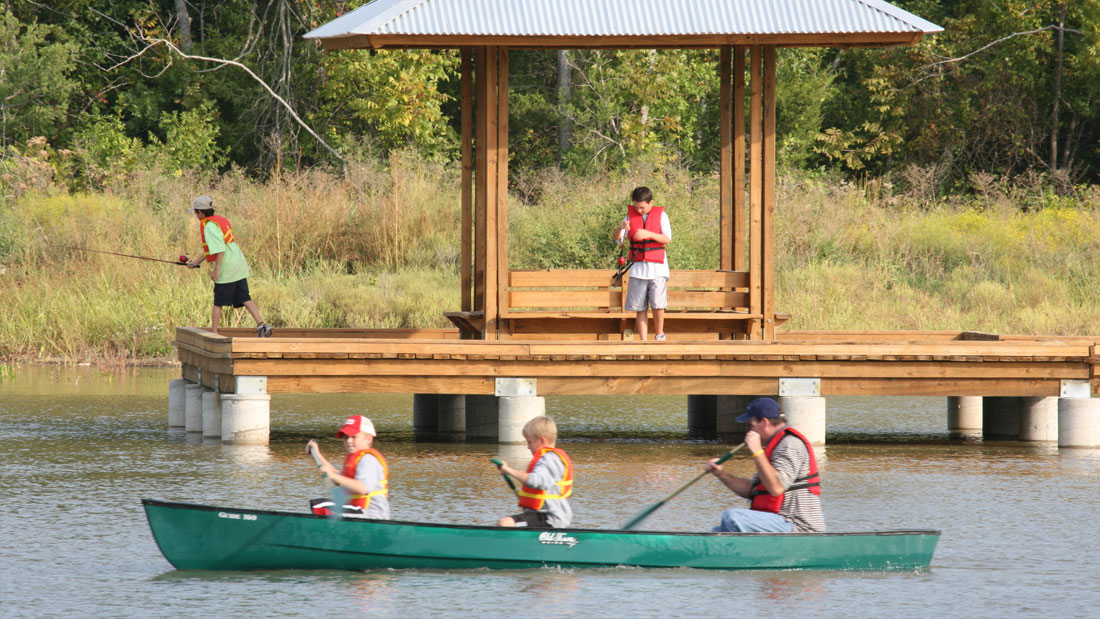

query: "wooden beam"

left=495, top=48, right=510, bottom=339
left=748, top=46, right=763, bottom=339
left=762, top=45, right=777, bottom=340
left=719, top=46, right=732, bottom=272
left=474, top=47, right=487, bottom=320
left=733, top=46, right=746, bottom=274
left=460, top=48, right=473, bottom=313
left=483, top=46, right=500, bottom=339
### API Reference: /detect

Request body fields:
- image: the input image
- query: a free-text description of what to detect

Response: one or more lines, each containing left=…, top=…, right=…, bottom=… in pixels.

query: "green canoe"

left=143, top=499, right=939, bottom=571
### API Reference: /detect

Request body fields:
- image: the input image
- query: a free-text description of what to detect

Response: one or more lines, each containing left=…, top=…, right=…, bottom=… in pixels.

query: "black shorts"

left=508, top=509, right=550, bottom=528
left=213, top=279, right=252, bottom=308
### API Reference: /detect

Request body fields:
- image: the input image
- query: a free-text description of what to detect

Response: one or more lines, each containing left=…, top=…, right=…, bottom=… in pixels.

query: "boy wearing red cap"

left=306, top=415, right=390, bottom=520
left=495, top=415, right=573, bottom=528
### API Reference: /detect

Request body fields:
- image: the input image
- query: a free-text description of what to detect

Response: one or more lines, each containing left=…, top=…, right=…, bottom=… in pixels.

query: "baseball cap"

left=336, top=415, right=376, bottom=438
left=190, top=195, right=214, bottom=212
left=734, top=397, right=781, bottom=423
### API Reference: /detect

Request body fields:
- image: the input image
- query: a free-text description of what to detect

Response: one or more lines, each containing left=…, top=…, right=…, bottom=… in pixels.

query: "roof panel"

left=305, top=0, right=942, bottom=46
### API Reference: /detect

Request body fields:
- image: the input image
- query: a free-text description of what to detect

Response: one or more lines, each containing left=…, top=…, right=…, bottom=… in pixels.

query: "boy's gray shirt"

left=525, top=450, right=573, bottom=528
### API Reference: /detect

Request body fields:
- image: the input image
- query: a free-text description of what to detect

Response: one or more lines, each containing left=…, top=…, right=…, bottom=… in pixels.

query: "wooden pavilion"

left=304, top=0, right=943, bottom=341
left=169, top=2, right=1098, bottom=448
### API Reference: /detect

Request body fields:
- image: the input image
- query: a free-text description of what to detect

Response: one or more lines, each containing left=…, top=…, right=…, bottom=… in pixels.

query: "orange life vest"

left=340, top=448, right=389, bottom=510
left=749, top=426, right=821, bottom=513
left=517, top=447, right=573, bottom=510
left=199, top=215, right=235, bottom=262
left=627, top=205, right=666, bottom=263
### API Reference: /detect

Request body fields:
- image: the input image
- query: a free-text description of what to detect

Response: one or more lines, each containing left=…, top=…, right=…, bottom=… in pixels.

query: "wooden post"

left=495, top=48, right=510, bottom=339
left=762, top=45, right=777, bottom=340
left=719, top=46, right=733, bottom=273
left=483, top=46, right=500, bottom=339
left=733, top=46, right=746, bottom=275
left=460, top=48, right=473, bottom=315
left=748, top=45, right=763, bottom=339
left=474, top=47, right=487, bottom=328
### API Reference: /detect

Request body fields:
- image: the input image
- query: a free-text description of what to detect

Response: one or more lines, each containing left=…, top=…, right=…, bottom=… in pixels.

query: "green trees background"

left=2, top=0, right=1098, bottom=193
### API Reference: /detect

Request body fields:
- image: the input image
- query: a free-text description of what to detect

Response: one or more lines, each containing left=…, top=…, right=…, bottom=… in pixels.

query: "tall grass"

left=1, top=153, right=1098, bottom=361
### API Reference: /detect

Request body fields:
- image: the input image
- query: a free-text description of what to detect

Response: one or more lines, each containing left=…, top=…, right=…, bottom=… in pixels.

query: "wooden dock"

left=176, top=327, right=1099, bottom=398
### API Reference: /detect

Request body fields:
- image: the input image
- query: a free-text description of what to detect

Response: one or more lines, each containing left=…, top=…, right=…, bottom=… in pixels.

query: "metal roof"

left=305, top=0, right=943, bottom=49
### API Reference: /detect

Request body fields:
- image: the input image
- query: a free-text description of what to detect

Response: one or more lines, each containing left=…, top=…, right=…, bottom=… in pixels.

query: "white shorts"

left=625, top=277, right=668, bottom=311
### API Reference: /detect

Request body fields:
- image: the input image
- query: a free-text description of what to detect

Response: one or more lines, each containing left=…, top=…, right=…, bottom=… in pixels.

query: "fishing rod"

left=61, top=246, right=191, bottom=266
left=611, top=240, right=633, bottom=286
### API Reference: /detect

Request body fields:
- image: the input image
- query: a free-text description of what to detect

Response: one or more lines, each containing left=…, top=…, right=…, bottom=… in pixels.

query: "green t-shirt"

left=203, top=220, right=250, bottom=284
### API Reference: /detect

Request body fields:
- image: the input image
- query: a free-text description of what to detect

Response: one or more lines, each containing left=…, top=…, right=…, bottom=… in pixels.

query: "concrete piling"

left=220, top=394, right=271, bottom=445
left=168, top=379, right=188, bottom=428
left=947, top=396, right=982, bottom=438
left=1058, top=397, right=1100, bottom=448
left=498, top=396, right=546, bottom=444
left=202, top=391, right=222, bottom=439
left=184, top=384, right=208, bottom=433
left=779, top=396, right=826, bottom=445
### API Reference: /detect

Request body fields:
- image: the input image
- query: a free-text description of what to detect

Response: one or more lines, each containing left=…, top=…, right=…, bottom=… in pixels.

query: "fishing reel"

left=611, top=244, right=632, bottom=287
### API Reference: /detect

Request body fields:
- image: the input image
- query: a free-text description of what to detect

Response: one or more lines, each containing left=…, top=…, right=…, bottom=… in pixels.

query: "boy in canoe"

left=495, top=416, right=574, bottom=528
left=306, top=415, right=390, bottom=519
left=704, top=397, right=824, bottom=533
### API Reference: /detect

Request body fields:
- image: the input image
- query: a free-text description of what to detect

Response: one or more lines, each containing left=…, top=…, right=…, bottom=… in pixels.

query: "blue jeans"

left=712, top=508, right=794, bottom=533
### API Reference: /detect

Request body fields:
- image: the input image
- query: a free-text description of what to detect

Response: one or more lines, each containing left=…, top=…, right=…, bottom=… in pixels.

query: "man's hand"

left=744, top=430, right=763, bottom=454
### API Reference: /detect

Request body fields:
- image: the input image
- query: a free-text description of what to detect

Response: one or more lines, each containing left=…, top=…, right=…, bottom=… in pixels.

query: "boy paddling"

left=495, top=416, right=574, bottom=528
left=307, top=415, right=390, bottom=520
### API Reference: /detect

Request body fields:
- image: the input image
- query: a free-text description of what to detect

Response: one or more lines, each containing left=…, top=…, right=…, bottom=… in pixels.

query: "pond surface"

left=1, top=366, right=1097, bottom=617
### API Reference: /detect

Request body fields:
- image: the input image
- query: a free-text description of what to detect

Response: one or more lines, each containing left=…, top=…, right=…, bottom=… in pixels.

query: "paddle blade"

left=621, top=501, right=663, bottom=531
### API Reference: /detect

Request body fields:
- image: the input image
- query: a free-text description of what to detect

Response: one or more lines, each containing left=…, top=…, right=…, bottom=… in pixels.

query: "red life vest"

left=749, top=426, right=821, bottom=513
left=517, top=447, right=574, bottom=510
left=340, top=448, right=389, bottom=510
left=199, top=215, right=235, bottom=262
left=627, top=205, right=666, bottom=263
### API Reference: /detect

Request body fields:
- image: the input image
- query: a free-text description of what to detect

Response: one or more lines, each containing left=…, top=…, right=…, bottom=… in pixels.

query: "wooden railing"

left=445, top=269, right=787, bottom=340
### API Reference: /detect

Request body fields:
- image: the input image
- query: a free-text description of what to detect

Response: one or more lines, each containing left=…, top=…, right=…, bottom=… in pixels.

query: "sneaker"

left=655, top=333, right=667, bottom=341
left=257, top=323, right=273, bottom=338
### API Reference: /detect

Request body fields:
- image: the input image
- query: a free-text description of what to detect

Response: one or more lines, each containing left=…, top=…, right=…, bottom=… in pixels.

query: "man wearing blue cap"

left=704, top=397, right=824, bottom=532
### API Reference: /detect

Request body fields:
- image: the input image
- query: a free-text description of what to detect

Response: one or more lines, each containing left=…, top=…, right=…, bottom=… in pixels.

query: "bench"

left=446, top=269, right=789, bottom=339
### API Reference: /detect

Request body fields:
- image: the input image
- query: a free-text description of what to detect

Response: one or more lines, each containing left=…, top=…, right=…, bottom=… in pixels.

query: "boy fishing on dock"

left=495, top=416, right=574, bottom=528
left=306, top=415, right=390, bottom=520
left=185, top=195, right=273, bottom=337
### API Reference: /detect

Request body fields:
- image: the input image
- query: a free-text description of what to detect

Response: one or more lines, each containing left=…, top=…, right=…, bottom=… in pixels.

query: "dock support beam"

left=438, top=394, right=467, bottom=439
left=780, top=396, right=826, bottom=445
left=687, top=395, right=717, bottom=439
left=1019, top=397, right=1058, bottom=442
left=184, top=383, right=208, bottom=433
left=168, top=379, right=188, bottom=428
left=466, top=395, right=499, bottom=440
left=499, top=396, right=545, bottom=444
left=221, top=394, right=271, bottom=445
left=947, top=396, right=982, bottom=437
left=983, top=397, right=1021, bottom=439
left=716, top=395, right=755, bottom=441
left=413, top=394, right=440, bottom=439
left=1058, top=380, right=1099, bottom=447
left=202, top=391, right=222, bottom=439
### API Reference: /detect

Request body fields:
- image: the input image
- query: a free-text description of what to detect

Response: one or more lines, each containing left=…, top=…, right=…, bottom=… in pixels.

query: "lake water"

left=1, top=365, right=1098, bottom=617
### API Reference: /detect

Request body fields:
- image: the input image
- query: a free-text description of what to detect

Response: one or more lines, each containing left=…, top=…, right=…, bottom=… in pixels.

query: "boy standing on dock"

left=613, top=186, right=672, bottom=341
left=496, top=416, right=574, bottom=528
left=185, top=195, right=272, bottom=337
left=307, top=415, right=390, bottom=520
left=704, top=397, right=824, bottom=533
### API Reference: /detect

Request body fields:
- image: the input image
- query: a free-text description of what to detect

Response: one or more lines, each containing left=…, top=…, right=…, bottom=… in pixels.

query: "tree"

left=0, top=11, right=79, bottom=147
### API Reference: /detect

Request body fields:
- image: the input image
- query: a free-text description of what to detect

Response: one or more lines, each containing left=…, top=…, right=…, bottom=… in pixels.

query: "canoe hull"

left=143, top=499, right=939, bottom=571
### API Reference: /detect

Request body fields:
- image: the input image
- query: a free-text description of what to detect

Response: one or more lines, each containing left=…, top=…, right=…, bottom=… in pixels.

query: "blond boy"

left=496, top=416, right=574, bottom=528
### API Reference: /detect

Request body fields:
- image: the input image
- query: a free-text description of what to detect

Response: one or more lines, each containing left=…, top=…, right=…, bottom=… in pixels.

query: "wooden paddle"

left=620, top=443, right=746, bottom=531
left=489, top=458, right=520, bottom=497
left=307, top=441, right=347, bottom=518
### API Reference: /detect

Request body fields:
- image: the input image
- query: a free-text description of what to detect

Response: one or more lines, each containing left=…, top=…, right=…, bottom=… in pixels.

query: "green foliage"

left=316, top=49, right=459, bottom=158
left=0, top=11, right=79, bottom=146
left=150, top=102, right=228, bottom=173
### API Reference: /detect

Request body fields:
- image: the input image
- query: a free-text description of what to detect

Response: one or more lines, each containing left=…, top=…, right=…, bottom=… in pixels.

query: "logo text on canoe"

left=538, top=532, right=579, bottom=548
